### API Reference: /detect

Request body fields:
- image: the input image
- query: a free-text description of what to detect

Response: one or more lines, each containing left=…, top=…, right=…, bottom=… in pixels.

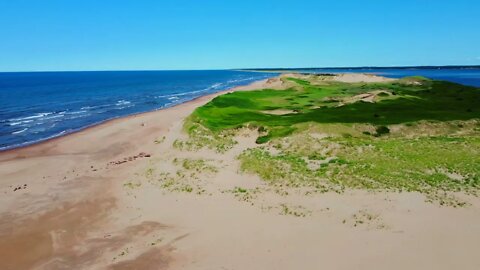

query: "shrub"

left=375, top=126, right=390, bottom=136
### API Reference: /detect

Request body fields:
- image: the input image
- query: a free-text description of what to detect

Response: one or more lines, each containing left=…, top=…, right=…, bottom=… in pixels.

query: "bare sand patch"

left=261, top=109, right=298, bottom=115
left=338, top=90, right=393, bottom=106
left=333, top=73, right=395, bottom=83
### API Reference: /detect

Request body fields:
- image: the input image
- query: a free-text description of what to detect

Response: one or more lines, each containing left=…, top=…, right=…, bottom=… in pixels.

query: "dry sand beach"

left=0, top=74, right=479, bottom=270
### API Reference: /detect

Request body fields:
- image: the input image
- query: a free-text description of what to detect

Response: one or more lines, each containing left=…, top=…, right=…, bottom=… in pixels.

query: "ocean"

left=0, top=70, right=277, bottom=150
left=1, top=68, right=479, bottom=151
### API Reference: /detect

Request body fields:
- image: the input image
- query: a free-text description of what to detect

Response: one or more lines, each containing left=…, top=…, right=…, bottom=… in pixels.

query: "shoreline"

left=0, top=78, right=272, bottom=156
left=1, top=73, right=479, bottom=270
left=0, top=75, right=287, bottom=268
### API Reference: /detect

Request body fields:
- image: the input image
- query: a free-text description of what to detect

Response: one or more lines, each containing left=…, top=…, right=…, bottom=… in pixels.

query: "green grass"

left=182, top=75, right=480, bottom=204
left=239, top=132, right=480, bottom=205
left=333, top=135, right=480, bottom=192
left=239, top=147, right=338, bottom=191
left=143, top=158, right=215, bottom=195
left=188, top=76, right=480, bottom=144
left=173, top=120, right=237, bottom=152
left=173, top=158, right=218, bottom=173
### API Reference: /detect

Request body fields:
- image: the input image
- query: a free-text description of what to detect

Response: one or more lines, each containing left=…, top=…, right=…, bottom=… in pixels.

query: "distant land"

left=239, top=65, right=480, bottom=72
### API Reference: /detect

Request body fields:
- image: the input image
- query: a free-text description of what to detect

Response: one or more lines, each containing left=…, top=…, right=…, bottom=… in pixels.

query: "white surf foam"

left=12, top=128, right=28, bottom=135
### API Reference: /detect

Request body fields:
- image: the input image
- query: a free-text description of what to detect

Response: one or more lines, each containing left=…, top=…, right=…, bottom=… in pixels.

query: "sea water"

left=0, top=70, right=277, bottom=150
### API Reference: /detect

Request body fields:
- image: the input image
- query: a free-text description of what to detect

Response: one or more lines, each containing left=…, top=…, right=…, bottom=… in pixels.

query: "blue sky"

left=0, top=0, right=479, bottom=71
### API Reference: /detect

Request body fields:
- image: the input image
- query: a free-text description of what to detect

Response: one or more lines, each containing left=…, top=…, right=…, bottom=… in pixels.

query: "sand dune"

left=0, top=75, right=479, bottom=270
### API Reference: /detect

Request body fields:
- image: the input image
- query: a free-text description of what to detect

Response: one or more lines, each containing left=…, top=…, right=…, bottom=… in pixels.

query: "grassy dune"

left=180, top=75, right=480, bottom=205
left=191, top=76, right=479, bottom=142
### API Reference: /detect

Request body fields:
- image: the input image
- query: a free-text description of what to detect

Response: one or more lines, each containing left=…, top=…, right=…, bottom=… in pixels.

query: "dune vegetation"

left=179, top=74, right=480, bottom=205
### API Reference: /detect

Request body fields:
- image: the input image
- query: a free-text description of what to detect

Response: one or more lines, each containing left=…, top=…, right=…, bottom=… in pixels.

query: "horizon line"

left=1, top=64, right=480, bottom=73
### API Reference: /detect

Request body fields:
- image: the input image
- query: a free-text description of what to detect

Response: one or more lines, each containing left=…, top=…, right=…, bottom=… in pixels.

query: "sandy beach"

left=1, top=74, right=479, bottom=270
